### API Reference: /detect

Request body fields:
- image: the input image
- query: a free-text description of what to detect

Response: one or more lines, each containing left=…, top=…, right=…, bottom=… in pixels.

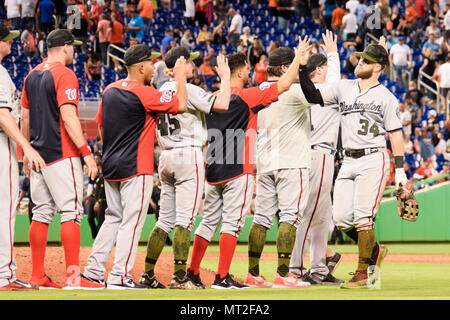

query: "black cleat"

left=186, top=270, right=206, bottom=289
left=302, top=272, right=344, bottom=285
left=107, top=278, right=148, bottom=290
left=326, top=252, right=342, bottom=274
left=211, top=273, right=250, bottom=290
left=138, top=272, right=166, bottom=289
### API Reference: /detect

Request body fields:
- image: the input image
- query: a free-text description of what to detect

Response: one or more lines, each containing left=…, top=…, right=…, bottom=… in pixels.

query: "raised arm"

left=321, top=30, right=340, bottom=83
left=277, top=36, right=311, bottom=94
left=211, top=54, right=231, bottom=111
left=172, top=57, right=188, bottom=113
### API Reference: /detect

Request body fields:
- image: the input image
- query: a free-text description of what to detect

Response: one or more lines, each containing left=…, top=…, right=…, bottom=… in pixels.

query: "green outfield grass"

left=1, top=243, right=449, bottom=300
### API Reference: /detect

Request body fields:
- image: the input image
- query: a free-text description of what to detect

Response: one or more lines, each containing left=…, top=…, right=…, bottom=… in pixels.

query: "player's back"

left=156, top=81, right=212, bottom=150
left=310, top=81, right=341, bottom=151
left=256, top=83, right=311, bottom=173
left=21, top=61, right=79, bottom=164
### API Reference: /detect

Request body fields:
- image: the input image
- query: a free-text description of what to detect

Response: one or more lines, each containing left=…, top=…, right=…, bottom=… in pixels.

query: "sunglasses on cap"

left=360, top=58, right=376, bottom=65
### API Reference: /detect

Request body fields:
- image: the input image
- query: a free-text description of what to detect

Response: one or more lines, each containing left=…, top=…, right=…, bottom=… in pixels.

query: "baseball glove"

left=396, top=182, right=419, bottom=222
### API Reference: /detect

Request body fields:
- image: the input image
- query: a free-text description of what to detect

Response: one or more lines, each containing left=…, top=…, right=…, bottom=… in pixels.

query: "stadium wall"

left=13, top=182, right=450, bottom=246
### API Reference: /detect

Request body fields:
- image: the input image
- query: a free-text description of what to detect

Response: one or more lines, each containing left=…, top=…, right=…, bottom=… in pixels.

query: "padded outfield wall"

left=13, top=181, right=450, bottom=246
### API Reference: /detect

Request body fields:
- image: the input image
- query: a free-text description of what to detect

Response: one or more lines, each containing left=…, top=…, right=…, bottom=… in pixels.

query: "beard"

left=355, top=66, right=373, bottom=79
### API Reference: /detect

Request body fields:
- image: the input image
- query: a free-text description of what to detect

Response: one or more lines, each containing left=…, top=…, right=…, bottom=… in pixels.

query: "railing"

left=78, top=94, right=101, bottom=120
left=106, top=43, right=126, bottom=68
left=364, top=33, right=405, bottom=83
left=383, top=173, right=450, bottom=196
left=417, top=69, right=441, bottom=111
left=446, top=90, right=449, bottom=120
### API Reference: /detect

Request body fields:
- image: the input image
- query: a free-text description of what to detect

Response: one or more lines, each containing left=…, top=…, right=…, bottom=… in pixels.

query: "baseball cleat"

left=29, top=274, right=62, bottom=289
left=244, top=273, right=272, bottom=287
left=340, top=270, right=369, bottom=289
left=186, top=270, right=206, bottom=289
left=371, top=244, right=388, bottom=267
left=325, top=252, right=342, bottom=275
left=107, top=278, right=148, bottom=290
left=80, top=274, right=106, bottom=286
left=138, top=272, right=166, bottom=289
left=301, top=272, right=344, bottom=285
left=272, top=272, right=311, bottom=288
left=211, top=273, right=250, bottom=290
left=170, top=274, right=203, bottom=290
left=367, top=244, right=388, bottom=289
left=63, top=274, right=105, bottom=290
left=0, top=279, right=38, bottom=291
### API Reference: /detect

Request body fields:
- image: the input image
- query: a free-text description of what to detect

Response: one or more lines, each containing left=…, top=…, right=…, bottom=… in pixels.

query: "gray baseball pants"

left=290, top=148, right=335, bottom=276
left=0, top=134, right=19, bottom=286
left=83, top=174, right=153, bottom=284
left=195, top=174, right=254, bottom=241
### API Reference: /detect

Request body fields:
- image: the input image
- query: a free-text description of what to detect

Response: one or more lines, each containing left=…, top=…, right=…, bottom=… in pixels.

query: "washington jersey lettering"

left=318, top=80, right=402, bottom=149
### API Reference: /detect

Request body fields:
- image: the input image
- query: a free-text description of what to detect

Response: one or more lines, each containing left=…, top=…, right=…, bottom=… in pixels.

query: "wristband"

left=394, top=155, right=404, bottom=169
left=79, top=143, right=92, bottom=157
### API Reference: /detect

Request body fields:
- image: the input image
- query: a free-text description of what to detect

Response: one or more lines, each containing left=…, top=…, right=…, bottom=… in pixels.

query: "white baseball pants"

left=0, top=133, right=19, bottom=286
left=290, top=148, right=335, bottom=276
left=195, top=174, right=254, bottom=241
left=155, top=147, right=204, bottom=233
left=83, top=174, right=153, bottom=284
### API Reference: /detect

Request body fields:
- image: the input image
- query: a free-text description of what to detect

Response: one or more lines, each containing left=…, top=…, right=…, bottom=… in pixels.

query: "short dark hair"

left=227, top=52, right=248, bottom=74
left=267, top=65, right=283, bottom=77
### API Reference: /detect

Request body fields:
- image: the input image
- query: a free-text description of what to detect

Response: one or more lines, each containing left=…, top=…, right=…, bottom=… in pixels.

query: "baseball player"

left=244, top=36, right=319, bottom=289
left=299, top=36, right=407, bottom=289
left=187, top=38, right=305, bottom=289
left=20, top=29, right=102, bottom=290
left=289, top=31, right=344, bottom=285
left=139, top=47, right=231, bottom=290
left=82, top=44, right=188, bottom=289
left=0, top=24, right=45, bottom=291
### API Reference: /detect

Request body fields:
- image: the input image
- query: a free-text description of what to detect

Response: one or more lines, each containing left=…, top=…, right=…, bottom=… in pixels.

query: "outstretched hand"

left=320, top=30, right=338, bottom=54
left=378, top=36, right=388, bottom=53
left=294, top=35, right=312, bottom=65
left=215, top=54, right=230, bottom=80
left=173, top=56, right=187, bottom=79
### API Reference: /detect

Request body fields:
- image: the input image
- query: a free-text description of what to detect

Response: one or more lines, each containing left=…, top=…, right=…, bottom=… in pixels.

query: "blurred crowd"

left=2, top=0, right=449, bottom=202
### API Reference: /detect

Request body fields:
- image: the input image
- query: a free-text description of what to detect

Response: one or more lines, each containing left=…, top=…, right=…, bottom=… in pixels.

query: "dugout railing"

left=418, top=70, right=442, bottom=113
left=106, top=43, right=126, bottom=68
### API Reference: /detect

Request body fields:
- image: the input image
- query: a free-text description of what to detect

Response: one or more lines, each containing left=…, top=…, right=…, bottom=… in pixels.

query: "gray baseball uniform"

left=253, top=82, right=311, bottom=230
left=0, top=64, right=20, bottom=287
left=318, top=79, right=402, bottom=232
left=155, top=81, right=216, bottom=234
left=290, top=51, right=341, bottom=276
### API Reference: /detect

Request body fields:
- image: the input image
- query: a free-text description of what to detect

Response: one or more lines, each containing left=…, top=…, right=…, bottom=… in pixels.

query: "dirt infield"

left=13, top=247, right=450, bottom=287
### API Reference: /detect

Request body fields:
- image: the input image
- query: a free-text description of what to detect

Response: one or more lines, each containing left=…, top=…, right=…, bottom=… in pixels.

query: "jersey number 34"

left=357, top=119, right=379, bottom=137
